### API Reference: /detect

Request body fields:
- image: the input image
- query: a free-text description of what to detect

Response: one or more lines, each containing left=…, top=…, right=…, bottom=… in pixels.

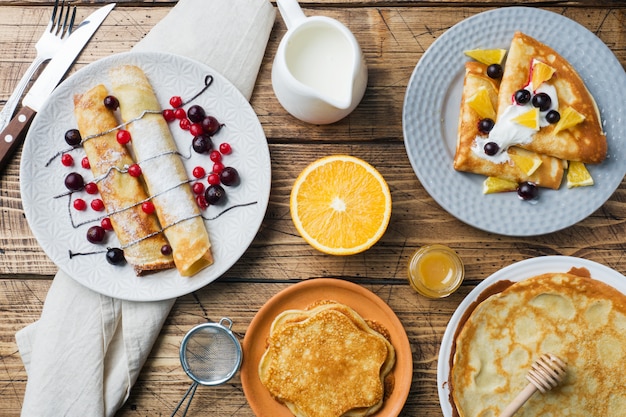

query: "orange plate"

left=241, top=278, right=413, bottom=417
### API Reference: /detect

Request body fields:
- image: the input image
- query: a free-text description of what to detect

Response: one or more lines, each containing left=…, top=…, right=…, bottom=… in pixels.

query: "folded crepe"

left=453, top=62, right=564, bottom=189
left=110, top=65, right=213, bottom=277
left=495, top=32, right=607, bottom=164
left=73, top=84, right=175, bottom=275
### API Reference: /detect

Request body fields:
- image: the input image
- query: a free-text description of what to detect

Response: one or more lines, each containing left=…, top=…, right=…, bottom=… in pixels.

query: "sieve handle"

left=219, top=317, right=233, bottom=330
left=170, top=382, right=198, bottom=417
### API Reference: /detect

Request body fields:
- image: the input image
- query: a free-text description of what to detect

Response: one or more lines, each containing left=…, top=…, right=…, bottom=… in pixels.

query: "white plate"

left=402, top=7, right=626, bottom=236
left=437, top=255, right=626, bottom=416
left=20, top=52, right=271, bottom=301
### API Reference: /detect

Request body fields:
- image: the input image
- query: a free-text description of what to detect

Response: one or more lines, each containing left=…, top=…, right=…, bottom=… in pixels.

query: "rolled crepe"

left=73, top=84, right=175, bottom=275
left=110, top=65, right=213, bottom=277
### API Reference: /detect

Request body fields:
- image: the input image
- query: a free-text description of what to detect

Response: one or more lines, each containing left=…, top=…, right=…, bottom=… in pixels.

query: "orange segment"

left=290, top=155, right=392, bottom=255
left=467, top=87, right=496, bottom=120
left=482, top=177, right=518, bottom=194
left=554, top=107, right=586, bottom=134
left=567, top=161, right=594, bottom=188
left=464, top=49, right=507, bottom=65
left=512, top=107, right=540, bottom=130
left=531, top=60, right=556, bottom=88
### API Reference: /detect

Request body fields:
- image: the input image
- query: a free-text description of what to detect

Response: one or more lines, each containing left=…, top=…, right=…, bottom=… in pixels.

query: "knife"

left=0, top=3, right=116, bottom=173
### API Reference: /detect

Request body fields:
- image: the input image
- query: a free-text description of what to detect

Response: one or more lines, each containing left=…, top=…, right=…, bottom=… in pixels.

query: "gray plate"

left=402, top=7, right=626, bottom=236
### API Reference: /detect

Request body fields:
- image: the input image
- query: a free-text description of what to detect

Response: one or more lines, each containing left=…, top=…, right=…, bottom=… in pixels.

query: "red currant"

left=174, top=108, right=187, bottom=120
left=207, top=173, right=220, bottom=185
left=73, top=198, right=87, bottom=211
left=128, top=164, right=142, bottom=177
left=219, top=142, right=232, bottom=155
left=179, top=118, right=191, bottom=130
left=192, top=182, right=205, bottom=195
left=101, top=217, right=113, bottom=231
left=192, top=166, right=206, bottom=179
left=209, top=150, right=222, bottom=163
left=189, top=123, right=204, bottom=137
left=142, top=201, right=156, bottom=214
left=81, top=157, right=90, bottom=169
left=91, top=198, right=105, bottom=211
left=84, top=182, right=99, bottom=194
left=196, top=194, right=209, bottom=209
left=163, top=108, right=176, bottom=122
left=169, top=96, right=183, bottom=108
left=61, top=153, right=74, bottom=166
left=116, top=130, right=131, bottom=145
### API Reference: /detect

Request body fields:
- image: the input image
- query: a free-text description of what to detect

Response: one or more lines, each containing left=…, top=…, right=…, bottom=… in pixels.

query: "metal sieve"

left=170, top=318, right=243, bottom=417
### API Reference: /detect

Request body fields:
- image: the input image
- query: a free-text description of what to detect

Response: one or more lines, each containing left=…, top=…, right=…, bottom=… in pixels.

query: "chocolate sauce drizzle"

left=52, top=74, right=255, bottom=261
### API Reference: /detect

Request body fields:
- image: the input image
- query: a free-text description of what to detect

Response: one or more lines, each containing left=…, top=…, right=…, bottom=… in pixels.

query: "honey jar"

left=407, top=244, right=464, bottom=298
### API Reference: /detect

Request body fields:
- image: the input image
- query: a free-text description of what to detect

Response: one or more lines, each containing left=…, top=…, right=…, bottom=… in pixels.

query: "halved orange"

left=290, top=155, right=392, bottom=255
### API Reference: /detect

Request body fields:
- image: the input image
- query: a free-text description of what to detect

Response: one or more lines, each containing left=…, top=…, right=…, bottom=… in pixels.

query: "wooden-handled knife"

left=0, top=3, right=115, bottom=173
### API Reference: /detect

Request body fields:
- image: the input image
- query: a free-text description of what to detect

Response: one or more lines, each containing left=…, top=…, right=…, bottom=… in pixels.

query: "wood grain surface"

left=0, top=1, right=624, bottom=416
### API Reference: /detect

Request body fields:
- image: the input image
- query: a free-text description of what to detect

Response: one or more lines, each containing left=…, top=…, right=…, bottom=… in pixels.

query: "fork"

left=0, top=0, right=76, bottom=131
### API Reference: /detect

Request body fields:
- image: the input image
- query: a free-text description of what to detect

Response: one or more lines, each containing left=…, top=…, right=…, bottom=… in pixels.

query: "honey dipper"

left=498, top=353, right=567, bottom=417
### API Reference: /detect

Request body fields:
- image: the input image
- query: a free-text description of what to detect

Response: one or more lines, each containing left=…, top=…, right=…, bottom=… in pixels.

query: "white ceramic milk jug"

left=272, top=0, right=368, bottom=124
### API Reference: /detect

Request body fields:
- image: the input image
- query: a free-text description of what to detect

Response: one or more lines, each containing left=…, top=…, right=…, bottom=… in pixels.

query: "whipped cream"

left=472, top=64, right=559, bottom=163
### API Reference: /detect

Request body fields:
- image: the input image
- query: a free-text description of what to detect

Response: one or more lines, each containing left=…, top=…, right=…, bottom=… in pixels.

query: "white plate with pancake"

left=437, top=255, right=626, bottom=416
left=20, top=52, right=271, bottom=301
left=241, top=278, right=413, bottom=417
left=402, top=7, right=626, bottom=236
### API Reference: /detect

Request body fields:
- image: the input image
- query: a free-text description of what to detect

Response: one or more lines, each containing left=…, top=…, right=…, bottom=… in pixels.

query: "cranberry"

left=169, top=96, right=183, bottom=108
left=84, top=182, right=99, bottom=194
left=514, top=89, right=531, bottom=105
left=101, top=217, right=113, bottom=231
left=128, top=164, right=142, bottom=177
left=161, top=245, right=172, bottom=256
left=202, top=116, right=221, bottom=135
left=209, top=150, right=222, bottom=163
left=73, top=198, right=87, bottom=211
left=116, top=129, right=131, bottom=145
left=487, top=64, right=503, bottom=79
left=219, top=142, right=232, bottom=155
left=192, top=134, right=212, bottom=154
left=104, top=95, right=119, bottom=110
left=142, top=201, right=156, bottom=214
left=179, top=118, right=191, bottom=130
left=192, top=182, right=205, bottom=195
left=483, top=142, right=500, bottom=156
left=65, top=129, right=82, bottom=147
left=532, top=93, right=551, bottom=111
left=163, top=109, right=176, bottom=122
left=61, top=153, right=74, bottom=166
left=212, top=162, right=225, bottom=175
left=187, top=105, right=206, bottom=123
left=546, top=110, right=560, bottom=124
left=106, top=248, right=126, bottom=265
left=192, top=166, right=206, bottom=179
left=86, top=225, right=106, bottom=243
left=64, top=172, right=84, bottom=191
left=81, top=157, right=90, bottom=169
left=174, top=108, right=187, bottom=120
left=205, top=184, right=225, bottom=205
left=91, top=199, right=105, bottom=211
left=478, top=119, right=495, bottom=134
left=517, top=182, right=539, bottom=201
left=220, top=167, right=239, bottom=186
left=196, top=194, right=209, bottom=209
left=189, top=123, right=204, bottom=137
left=207, top=173, right=220, bottom=185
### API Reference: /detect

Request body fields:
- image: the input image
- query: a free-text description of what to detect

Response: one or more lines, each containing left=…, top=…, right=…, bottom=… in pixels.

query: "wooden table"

left=0, top=1, right=624, bottom=416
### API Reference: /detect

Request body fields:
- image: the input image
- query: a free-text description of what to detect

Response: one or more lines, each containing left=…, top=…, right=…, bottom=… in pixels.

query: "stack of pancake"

left=258, top=301, right=396, bottom=417
left=454, top=32, right=607, bottom=190
left=451, top=271, right=626, bottom=416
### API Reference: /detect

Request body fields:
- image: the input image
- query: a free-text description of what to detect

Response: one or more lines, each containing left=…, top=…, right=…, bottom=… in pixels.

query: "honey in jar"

left=408, top=244, right=464, bottom=298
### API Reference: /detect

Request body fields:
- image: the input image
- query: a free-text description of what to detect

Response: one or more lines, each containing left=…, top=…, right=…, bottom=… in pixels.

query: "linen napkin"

left=16, top=1, right=275, bottom=416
